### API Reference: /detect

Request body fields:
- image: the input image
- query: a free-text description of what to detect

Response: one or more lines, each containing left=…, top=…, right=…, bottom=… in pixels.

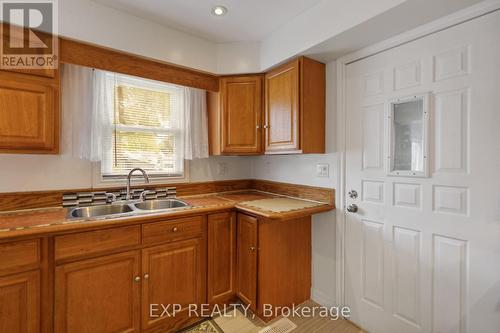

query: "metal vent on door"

left=258, top=318, right=297, bottom=333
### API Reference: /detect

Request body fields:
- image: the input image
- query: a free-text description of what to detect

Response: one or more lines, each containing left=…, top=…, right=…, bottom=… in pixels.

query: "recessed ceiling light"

left=212, top=5, right=227, bottom=16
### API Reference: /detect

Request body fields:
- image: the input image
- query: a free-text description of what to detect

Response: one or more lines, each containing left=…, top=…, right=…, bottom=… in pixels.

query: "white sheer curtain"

left=61, top=64, right=209, bottom=163
left=61, top=64, right=111, bottom=162
left=182, top=87, right=209, bottom=160
left=61, top=64, right=93, bottom=159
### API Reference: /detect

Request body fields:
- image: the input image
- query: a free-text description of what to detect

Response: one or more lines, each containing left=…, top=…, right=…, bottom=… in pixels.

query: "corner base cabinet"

left=236, top=213, right=312, bottom=321
left=207, top=212, right=237, bottom=305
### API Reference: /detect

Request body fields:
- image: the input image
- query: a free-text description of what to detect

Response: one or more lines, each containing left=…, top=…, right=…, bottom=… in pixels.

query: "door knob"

left=347, top=204, right=358, bottom=213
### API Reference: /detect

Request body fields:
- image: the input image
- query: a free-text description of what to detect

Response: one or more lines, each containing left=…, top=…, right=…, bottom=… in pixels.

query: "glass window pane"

left=112, top=131, right=181, bottom=175
left=115, top=85, right=172, bottom=128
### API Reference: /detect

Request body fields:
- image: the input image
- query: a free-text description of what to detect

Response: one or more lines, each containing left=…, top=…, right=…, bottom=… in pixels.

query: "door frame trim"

left=334, top=0, right=500, bottom=307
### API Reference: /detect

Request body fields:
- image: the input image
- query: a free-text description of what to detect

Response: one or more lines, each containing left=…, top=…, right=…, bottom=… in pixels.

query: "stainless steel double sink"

left=66, top=199, right=191, bottom=220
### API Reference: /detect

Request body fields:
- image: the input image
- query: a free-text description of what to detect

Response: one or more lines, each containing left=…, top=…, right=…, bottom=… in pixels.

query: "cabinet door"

left=55, top=251, right=141, bottom=333
left=221, top=76, right=262, bottom=154
left=142, top=238, right=205, bottom=331
left=236, top=214, right=258, bottom=311
left=0, top=270, right=40, bottom=333
left=0, top=72, right=59, bottom=154
left=265, top=59, right=300, bottom=153
left=207, top=212, right=236, bottom=304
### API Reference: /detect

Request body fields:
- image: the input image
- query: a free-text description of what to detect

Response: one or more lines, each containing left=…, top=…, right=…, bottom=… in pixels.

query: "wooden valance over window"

left=59, top=37, right=219, bottom=92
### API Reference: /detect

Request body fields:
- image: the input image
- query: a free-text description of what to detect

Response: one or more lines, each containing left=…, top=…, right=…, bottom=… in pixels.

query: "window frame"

left=97, top=72, right=188, bottom=183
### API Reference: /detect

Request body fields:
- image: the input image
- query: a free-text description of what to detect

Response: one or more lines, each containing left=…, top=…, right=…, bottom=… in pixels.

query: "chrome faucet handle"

left=139, top=190, right=155, bottom=201
left=106, top=192, right=117, bottom=203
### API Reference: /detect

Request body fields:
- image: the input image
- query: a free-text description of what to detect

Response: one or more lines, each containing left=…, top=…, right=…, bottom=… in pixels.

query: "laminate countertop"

left=0, top=190, right=334, bottom=240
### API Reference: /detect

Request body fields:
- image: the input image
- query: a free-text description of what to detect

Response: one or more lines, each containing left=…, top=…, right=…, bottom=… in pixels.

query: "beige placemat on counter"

left=239, top=198, right=323, bottom=213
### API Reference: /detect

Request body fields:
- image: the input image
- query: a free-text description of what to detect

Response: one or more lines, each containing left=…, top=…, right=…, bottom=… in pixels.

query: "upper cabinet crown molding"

left=265, top=57, right=325, bottom=154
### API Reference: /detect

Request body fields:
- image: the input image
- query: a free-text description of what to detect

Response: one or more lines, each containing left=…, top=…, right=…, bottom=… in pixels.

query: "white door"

left=345, top=10, right=500, bottom=333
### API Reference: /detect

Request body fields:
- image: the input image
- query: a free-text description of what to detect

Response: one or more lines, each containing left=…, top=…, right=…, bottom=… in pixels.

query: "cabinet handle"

left=134, top=276, right=141, bottom=282
left=172, top=226, right=178, bottom=232
left=144, top=273, right=149, bottom=280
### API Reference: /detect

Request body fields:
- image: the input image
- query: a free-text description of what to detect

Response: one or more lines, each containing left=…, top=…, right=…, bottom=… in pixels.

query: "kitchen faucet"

left=126, top=168, right=150, bottom=200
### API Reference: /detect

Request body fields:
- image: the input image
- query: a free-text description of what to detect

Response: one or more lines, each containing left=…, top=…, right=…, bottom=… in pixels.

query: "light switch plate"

left=316, top=163, right=329, bottom=177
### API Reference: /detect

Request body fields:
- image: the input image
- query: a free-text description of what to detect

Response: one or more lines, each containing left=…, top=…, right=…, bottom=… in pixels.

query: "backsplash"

left=62, top=187, right=177, bottom=208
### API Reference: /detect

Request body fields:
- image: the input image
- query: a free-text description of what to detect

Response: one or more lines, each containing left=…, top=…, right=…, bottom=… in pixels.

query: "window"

left=100, top=73, right=185, bottom=179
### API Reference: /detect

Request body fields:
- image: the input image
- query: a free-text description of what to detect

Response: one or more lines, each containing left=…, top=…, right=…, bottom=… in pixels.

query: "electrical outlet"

left=316, top=163, right=329, bottom=177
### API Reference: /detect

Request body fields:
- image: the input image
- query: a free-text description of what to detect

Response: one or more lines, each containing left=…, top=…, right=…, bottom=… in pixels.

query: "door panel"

left=345, top=11, right=500, bottom=333
left=265, top=60, right=299, bottom=152
left=221, top=76, right=262, bottom=154
left=207, top=212, right=237, bottom=303
left=0, top=270, right=40, bottom=333
left=55, top=251, right=140, bottom=333
left=141, top=238, right=204, bottom=331
left=236, top=213, right=258, bottom=311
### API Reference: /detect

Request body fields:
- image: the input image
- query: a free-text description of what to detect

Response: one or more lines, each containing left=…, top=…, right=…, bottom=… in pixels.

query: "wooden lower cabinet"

left=55, top=251, right=141, bottom=333
left=207, top=212, right=237, bottom=304
left=257, top=216, right=311, bottom=319
left=236, top=213, right=258, bottom=312
left=0, top=270, right=40, bottom=333
left=141, top=238, right=205, bottom=332
left=236, top=213, right=312, bottom=321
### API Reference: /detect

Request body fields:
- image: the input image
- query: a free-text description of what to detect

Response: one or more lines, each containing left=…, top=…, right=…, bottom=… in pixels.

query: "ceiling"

left=92, top=0, right=324, bottom=43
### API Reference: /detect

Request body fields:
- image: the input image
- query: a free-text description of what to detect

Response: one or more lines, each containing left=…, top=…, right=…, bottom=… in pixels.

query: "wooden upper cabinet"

left=265, top=59, right=300, bottom=152
left=236, top=213, right=258, bottom=312
left=0, top=270, right=40, bottom=333
left=54, top=251, right=141, bottom=333
left=208, top=75, right=263, bottom=155
left=207, top=212, right=237, bottom=304
left=0, top=71, right=60, bottom=154
left=265, top=57, right=325, bottom=154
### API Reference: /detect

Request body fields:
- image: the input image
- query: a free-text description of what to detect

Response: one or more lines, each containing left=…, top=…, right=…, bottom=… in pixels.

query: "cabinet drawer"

left=142, top=216, right=204, bottom=245
left=0, top=239, right=41, bottom=273
left=55, top=226, right=141, bottom=261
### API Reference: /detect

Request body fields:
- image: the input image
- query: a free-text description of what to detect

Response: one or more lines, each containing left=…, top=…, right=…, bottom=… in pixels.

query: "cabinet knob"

left=172, top=226, right=178, bottom=232
left=263, top=125, right=269, bottom=129
left=134, top=276, right=141, bottom=282
left=144, top=273, right=149, bottom=280
left=250, top=246, right=256, bottom=252
left=256, top=125, right=260, bottom=129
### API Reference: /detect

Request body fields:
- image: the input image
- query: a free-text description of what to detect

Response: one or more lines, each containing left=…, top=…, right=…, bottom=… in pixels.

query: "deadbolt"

left=347, top=204, right=358, bottom=213
left=348, top=190, right=358, bottom=199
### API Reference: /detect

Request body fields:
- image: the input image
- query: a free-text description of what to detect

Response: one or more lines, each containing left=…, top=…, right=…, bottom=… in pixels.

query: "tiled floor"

left=184, top=301, right=365, bottom=333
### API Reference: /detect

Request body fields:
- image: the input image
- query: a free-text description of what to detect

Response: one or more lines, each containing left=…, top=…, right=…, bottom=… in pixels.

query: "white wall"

left=58, top=0, right=261, bottom=75
left=216, top=42, right=262, bottom=74
left=250, top=60, right=338, bottom=306
left=59, top=0, right=218, bottom=73
left=259, top=0, right=406, bottom=69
